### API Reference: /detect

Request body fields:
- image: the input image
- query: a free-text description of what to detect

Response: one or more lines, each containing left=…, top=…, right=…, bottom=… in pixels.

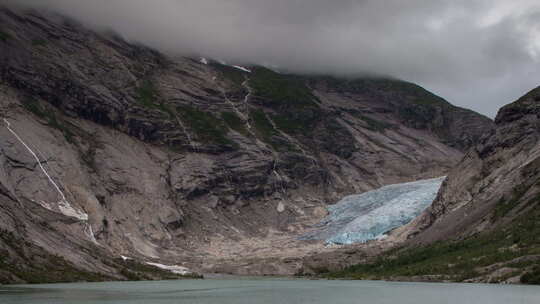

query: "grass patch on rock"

left=250, top=67, right=318, bottom=109
left=0, top=30, right=11, bottom=42
left=248, top=68, right=325, bottom=137
left=492, top=185, right=530, bottom=221
left=31, top=39, right=48, bottom=47
left=177, top=105, right=236, bottom=148
left=136, top=80, right=174, bottom=116
left=21, top=99, right=75, bottom=143
left=250, top=109, right=277, bottom=144
left=211, top=63, right=247, bottom=88
left=0, top=230, right=110, bottom=284
left=221, top=111, right=249, bottom=137
left=358, top=114, right=395, bottom=132
left=326, top=197, right=540, bottom=283
left=521, top=266, right=540, bottom=284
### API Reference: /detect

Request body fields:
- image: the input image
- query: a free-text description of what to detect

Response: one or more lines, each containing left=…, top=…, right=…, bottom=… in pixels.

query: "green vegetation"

left=177, top=105, right=235, bottom=147
left=31, top=39, right=47, bottom=47
left=343, top=109, right=395, bottom=132
left=521, top=266, right=540, bottom=284
left=79, top=132, right=103, bottom=171
left=248, top=67, right=324, bottom=135
left=398, top=105, right=437, bottom=124
left=0, top=230, right=110, bottom=284
left=250, top=67, right=318, bottom=109
left=21, top=99, right=75, bottom=143
left=211, top=63, right=246, bottom=87
left=251, top=109, right=278, bottom=144
left=0, top=230, right=202, bottom=284
left=325, top=77, right=450, bottom=107
left=358, top=115, right=394, bottom=132
left=326, top=196, right=540, bottom=283
left=0, top=30, right=11, bottom=42
left=271, top=110, right=320, bottom=135
left=21, top=98, right=47, bottom=118
left=369, top=79, right=449, bottom=127
left=136, top=80, right=173, bottom=116
left=492, top=185, right=531, bottom=221
left=511, top=87, right=540, bottom=107
left=247, top=109, right=297, bottom=151
left=493, top=197, right=518, bottom=221
left=320, top=76, right=452, bottom=131
left=221, top=111, right=249, bottom=136
left=319, top=118, right=356, bottom=159
left=136, top=79, right=239, bottom=148
left=137, top=80, right=158, bottom=107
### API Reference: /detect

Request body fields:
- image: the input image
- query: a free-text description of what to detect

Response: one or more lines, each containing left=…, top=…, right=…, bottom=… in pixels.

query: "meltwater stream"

left=301, top=177, right=445, bottom=244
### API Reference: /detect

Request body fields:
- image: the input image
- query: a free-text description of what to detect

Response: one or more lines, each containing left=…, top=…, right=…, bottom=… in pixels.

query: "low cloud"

left=6, top=0, right=540, bottom=117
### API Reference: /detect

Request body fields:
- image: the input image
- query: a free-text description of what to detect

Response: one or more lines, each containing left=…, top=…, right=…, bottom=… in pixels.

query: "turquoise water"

left=1, top=279, right=539, bottom=304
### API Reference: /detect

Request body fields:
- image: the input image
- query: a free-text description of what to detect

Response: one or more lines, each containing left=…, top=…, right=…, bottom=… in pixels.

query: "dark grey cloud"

left=6, top=0, right=540, bottom=117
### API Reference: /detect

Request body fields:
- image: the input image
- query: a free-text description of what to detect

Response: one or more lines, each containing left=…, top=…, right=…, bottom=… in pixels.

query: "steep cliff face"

left=0, top=8, right=494, bottom=281
left=318, top=87, right=540, bottom=283
left=396, top=86, right=540, bottom=244
left=302, top=88, right=540, bottom=284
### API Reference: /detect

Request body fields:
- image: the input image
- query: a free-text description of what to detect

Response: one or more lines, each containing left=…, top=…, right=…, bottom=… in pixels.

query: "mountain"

left=0, top=7, right=493, bottom=283
left=401, top=86, right=540, bottom=243
left=323, top=86, right=540, bottom=284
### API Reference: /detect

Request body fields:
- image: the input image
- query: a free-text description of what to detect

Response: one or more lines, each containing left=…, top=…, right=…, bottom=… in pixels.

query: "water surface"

left=1, top=279, right=539, bottom=304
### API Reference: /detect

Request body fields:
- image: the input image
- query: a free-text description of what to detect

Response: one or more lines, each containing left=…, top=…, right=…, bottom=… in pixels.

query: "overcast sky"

left=8, top=0, right=540, bottom=118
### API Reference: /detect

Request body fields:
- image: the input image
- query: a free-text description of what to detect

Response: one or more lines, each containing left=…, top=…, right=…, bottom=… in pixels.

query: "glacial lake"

left=1, top=279, right=539, bottom=304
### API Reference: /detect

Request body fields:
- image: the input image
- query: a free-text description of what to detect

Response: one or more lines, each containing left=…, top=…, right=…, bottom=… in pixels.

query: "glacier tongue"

left=301, top=177, right=445, bottom=245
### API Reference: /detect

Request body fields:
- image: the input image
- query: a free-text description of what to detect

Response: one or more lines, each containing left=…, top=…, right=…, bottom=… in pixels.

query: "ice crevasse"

left=300, top=177, right=445, bottom=245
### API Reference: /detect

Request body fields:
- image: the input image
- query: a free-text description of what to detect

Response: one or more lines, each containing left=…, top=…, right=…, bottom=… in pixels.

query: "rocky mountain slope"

left=0, top=7, right=494, bottom=283
left=402, top=86, right=540, bottom=243
left=323, top=86, right=540, bottom=284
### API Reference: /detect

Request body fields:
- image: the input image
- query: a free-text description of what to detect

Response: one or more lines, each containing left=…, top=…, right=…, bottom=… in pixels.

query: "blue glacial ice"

left=300, top=177, right=445, bottom=245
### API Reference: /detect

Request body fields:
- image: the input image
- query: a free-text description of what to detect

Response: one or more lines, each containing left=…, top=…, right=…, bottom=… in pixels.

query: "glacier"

left=300, top=177, right=445, bottom=245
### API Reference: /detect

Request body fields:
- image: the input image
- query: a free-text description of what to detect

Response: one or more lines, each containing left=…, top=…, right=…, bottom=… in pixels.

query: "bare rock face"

left=394, top=86, right=540, bottom=244
left=0, top=7, right=494, bottom=281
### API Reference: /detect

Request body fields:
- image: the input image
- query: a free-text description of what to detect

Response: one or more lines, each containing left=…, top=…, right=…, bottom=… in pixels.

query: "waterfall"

left=4, top=118, right=97, bottom=244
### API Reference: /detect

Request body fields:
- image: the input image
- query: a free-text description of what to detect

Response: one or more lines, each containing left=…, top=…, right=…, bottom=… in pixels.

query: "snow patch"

left=85, top=223, right=99, bottom=245
left=232, top=65, right=251, bottom=73
left=200, top=57, right=208, bottom=65
left=59, top=200, right=89, bottom=221
left=3, top=119, right=89, bottom=221
left=145, top=262, right=191, bottom=275
left=300, top=177, right=445, bottom=244
left=120, top=255, right=132, bottom=261
left=3, top=119, right=98, bottom=245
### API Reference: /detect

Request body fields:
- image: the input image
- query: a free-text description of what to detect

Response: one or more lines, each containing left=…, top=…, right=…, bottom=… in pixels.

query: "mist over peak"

left=6, top=0, right=540, bottom=117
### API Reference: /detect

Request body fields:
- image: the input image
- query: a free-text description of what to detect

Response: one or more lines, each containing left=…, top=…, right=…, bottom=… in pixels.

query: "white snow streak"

left=4, top=119, right=68, bottom=203
left=241, top=79, right=253, bottom=128
left=85, top=223, right=99, bottom=245
left=3, top=118, right=98, bottom=244
left=146, top=262, right=191, bottom=275
left=232, top=65, right=251, bottom=73
left=120, top=255, right=132, bottom=261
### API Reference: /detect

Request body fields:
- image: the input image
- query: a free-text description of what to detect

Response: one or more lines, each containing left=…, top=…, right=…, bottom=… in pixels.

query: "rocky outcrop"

left=394, top=86, right=540, bottom=244
left=0, top=7, right=494, bottom=282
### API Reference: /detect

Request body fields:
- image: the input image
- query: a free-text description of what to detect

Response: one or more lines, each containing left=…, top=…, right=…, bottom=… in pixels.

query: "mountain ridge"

left=320, top=85, right=540, bottom=284
left=0, top=7, right=494, bottom=282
